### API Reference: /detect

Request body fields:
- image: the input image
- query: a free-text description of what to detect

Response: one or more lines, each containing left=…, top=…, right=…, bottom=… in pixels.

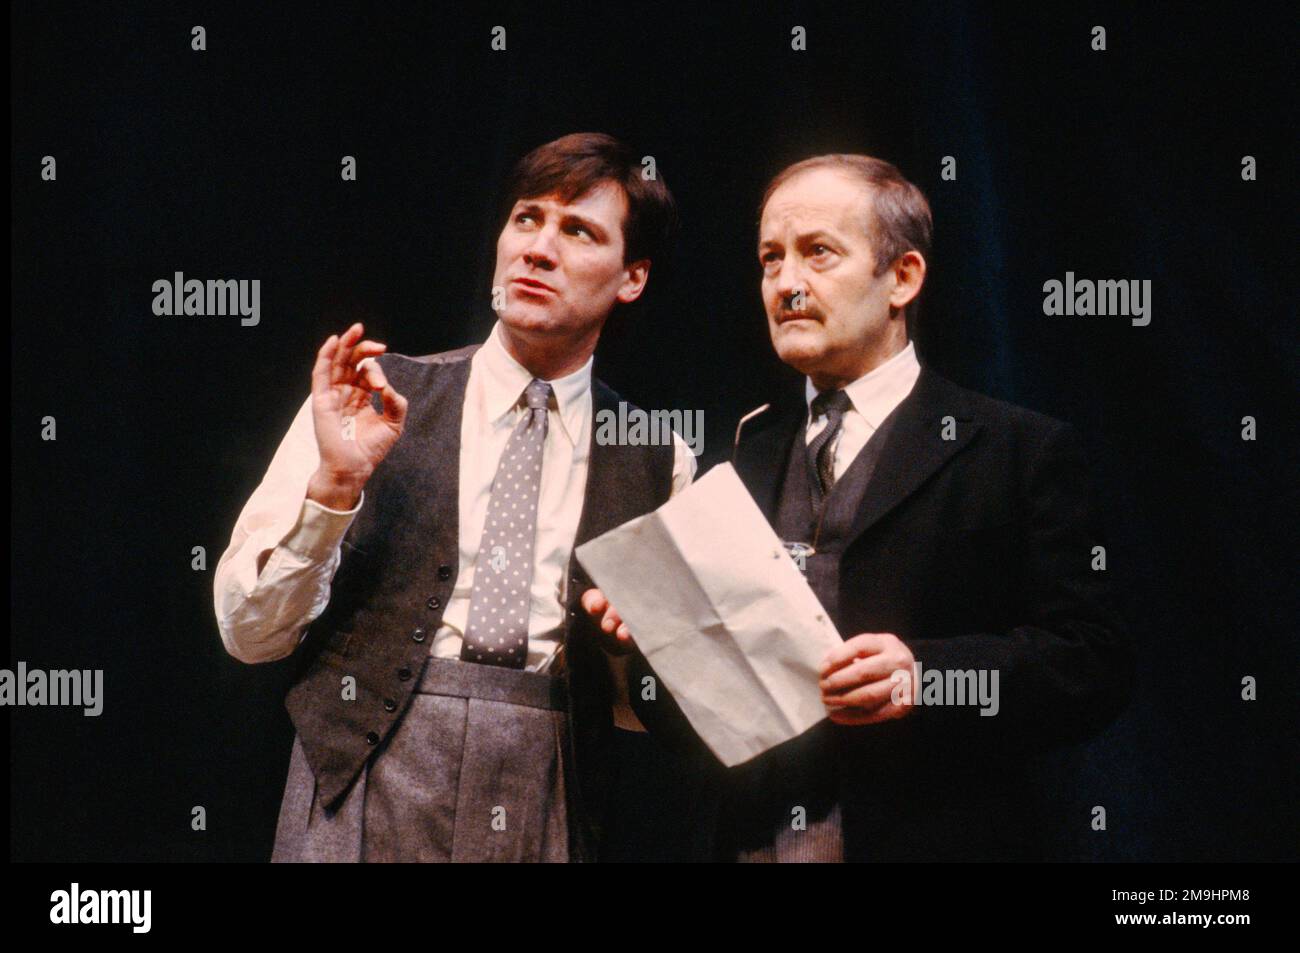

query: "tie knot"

left=811, top=388, right=851, bottom=420
left=522, top=379, right=553, bottom=411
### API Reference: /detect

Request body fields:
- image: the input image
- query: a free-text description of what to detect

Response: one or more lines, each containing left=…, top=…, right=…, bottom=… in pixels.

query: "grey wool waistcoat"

left=283, top=343, right=676, bottom=859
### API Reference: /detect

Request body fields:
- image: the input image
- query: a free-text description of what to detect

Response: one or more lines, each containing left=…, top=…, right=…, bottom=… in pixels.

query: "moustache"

left=775, top=307, right=824, bottom=324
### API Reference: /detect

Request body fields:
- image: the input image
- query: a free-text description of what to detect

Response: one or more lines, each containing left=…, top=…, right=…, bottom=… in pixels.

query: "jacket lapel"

left=843, top=364, right=980, bottom=547
left=732, top=395, right=804, bottom=523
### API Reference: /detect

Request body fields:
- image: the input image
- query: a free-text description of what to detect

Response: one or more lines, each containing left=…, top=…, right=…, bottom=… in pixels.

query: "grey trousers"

left=734, top=803, right=844, bottom=863
left=722, top=723, right=845, bottom=862
left=271, top=657, right=571, bottom=863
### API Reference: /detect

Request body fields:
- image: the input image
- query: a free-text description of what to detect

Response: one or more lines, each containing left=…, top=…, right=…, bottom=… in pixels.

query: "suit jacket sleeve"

left=902, top=420, right=1134, bottom=754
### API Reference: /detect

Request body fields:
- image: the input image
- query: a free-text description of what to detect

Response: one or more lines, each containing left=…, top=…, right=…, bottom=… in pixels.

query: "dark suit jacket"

left=632, top=362, right=1134, bottom=861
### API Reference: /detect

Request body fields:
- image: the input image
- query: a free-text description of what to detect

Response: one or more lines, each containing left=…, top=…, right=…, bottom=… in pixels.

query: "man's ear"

left=616, top=259, right=652, bottom=304
left=889, top=250, right=926, bottom=310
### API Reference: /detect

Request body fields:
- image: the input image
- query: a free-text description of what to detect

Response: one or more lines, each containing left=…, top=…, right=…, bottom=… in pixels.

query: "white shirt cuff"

left=281, top=492, right=364, bottom=561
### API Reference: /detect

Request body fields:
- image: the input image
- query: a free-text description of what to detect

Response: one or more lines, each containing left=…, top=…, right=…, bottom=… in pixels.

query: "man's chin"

left=772, top=326, right=828, bottom=374
left=500, top=302, right=567, bottom=334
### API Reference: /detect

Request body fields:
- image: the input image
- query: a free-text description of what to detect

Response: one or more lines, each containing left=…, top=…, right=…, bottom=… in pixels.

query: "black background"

left=10, top=1, right=1297, bottom=862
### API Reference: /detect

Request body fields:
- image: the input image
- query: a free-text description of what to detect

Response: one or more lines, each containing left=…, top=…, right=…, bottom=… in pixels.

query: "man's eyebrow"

left=759, top=229, right=839, bottom=252
left=563, top=212, right=607, bottom=240
left=794, top=229, right=838, bottom=245
left=509, top=201, right=544, bottom=221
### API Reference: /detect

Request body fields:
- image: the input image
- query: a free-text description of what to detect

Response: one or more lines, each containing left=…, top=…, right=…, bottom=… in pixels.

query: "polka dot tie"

left=461, top=379, right=553, bottom=668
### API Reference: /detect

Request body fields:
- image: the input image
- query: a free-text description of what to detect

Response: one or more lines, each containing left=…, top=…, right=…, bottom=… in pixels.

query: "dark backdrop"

left=10, top=1, right=1297, bottom=861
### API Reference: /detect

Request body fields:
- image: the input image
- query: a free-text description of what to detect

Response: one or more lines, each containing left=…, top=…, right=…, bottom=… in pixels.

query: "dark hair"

left=500, top=132, right=678, bottom=267
left=760, top=154, right=932, bottom=328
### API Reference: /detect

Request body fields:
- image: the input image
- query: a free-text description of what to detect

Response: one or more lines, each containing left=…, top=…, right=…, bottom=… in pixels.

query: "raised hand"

left=305, top=322, right=408, bottom=510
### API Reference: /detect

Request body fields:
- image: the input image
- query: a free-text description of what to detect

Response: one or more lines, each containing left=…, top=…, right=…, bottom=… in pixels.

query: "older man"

left=588, top=154, right=1132, bottom=861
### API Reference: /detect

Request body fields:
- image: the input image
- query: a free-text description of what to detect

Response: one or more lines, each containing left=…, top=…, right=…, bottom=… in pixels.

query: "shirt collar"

left=804, top=340, right=922, bottom=429
left=480, top=320, right=592, bottom=445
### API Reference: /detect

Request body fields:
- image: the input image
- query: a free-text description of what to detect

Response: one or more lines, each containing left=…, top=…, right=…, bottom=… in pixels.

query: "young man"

left=588, top=154, right=1133, bottom=861
left=214, top=132, right=692, bottom=862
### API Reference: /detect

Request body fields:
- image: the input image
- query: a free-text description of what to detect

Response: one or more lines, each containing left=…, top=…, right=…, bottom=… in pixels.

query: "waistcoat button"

left=437, top=565, right=452, bottom=580
left=365, top=731, right=380, bottom=745
left=426, top=596, right=441, bottom=610
left=412, top=627, right=427, bottom=643
left=383, top=698, right=397, bottom=712
left=397, top=666, right=412, bottom=681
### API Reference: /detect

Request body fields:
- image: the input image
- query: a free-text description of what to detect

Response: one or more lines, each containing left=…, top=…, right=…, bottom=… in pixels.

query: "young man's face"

left=758, top=167, right=905, bottom=383
left=492, top=180, right=648, bottom=344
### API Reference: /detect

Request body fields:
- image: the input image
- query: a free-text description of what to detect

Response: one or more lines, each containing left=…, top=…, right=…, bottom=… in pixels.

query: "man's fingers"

left=608, top=622, right=635, bottom=652
left=821, top=634, right=888, bottom=676
left=315, top=330, right=386, bottom=409
left=828, top=706, right=894, bottom=726
left=312, top=334, right=339, bottom=394
left=356, top=357, right=389, bottom=393
left=823, top=678, right=898, bottom=712
left=348, top=339, right=387, bottom=368
left=827, top=689, right=911, bottom=724
left=580, top=589, right=608, bottom=616
left=378, top=384, right=407, bottom=425
left=578, top=589, right=633, bottom=648
left=819, top=655, right=899, bottom=694
left=331, top=323, right=364, bottom=385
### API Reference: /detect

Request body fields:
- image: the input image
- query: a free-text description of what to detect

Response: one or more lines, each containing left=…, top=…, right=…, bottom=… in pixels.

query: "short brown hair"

left=760, top=154, right=932, bottom=327
left=500, top=132, right=678, bottom=268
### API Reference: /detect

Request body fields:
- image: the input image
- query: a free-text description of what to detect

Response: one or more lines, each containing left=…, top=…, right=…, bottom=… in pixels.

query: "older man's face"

left=759, top=167, right=901, bottom=383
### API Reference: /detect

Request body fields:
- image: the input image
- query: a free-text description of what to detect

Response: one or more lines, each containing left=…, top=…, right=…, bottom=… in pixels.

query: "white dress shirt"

left=214, top=321, right=696, bottom=725
left=804, top=341, right=922, bottom=477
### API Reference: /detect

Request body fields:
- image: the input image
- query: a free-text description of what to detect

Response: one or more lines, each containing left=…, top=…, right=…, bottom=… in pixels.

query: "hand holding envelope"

left=575, top=463, right=844, bottom=767
left=579, top=588, right=635, bottom=653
